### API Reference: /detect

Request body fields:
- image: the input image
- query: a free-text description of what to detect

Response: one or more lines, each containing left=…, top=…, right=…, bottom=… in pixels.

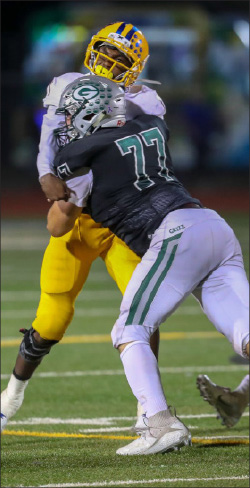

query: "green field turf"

left=1, top=213, right=249, bottom=488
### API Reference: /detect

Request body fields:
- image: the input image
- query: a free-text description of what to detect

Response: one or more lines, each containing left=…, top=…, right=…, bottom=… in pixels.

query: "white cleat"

left=197, top=374, right=248, bottom=428
left=117, top=408, right=192, bottom=455
left=1, top=413, right=8, bottom=432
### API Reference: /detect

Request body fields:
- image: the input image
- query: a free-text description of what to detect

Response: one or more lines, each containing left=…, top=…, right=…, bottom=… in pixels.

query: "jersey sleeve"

left=66, top=170, right=93, bottom=208
left=36, top=106, right=64, bottom=178
left=125, top=85, right=166, bottom=121
left=36, top=72, right=84, bottom=179
left=53, top=136, right=94, bottom=180
left=43, top=72, right=84, bottom=107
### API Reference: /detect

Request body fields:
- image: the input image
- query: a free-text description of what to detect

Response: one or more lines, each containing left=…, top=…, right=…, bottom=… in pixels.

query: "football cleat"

left=197, top=374, right=248, bottom=428
left=1, top=413, right=8, bottom=432
left=117, top=408, right=192, bottom=455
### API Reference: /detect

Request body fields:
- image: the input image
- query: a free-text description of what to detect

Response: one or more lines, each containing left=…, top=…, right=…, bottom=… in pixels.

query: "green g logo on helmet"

left=55, top=75, right=126, bottom=148
left=73, top=85, right=100, bottom=101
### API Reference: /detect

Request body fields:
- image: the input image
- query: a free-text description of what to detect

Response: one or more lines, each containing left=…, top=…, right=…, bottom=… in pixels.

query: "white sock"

left=120, top=341, right=168, bottom=418
left=1, top=374, right=29, bottom=418
left=234, top=374, right=249, bottom=399
left=137, top=401, right=145, bottom=418
left=6, top=374, right=29, bottom=397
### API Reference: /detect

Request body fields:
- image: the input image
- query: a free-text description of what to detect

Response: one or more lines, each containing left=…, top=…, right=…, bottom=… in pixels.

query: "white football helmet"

left=54, top=75, right=126, bottom=147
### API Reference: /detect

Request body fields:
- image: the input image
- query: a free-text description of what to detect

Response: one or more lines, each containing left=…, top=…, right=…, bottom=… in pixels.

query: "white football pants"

left=111, top=208, right=249, bottom=358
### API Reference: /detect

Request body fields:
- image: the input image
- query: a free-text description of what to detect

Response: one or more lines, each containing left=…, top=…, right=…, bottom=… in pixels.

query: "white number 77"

left=115, top=127, right=174, bottom=191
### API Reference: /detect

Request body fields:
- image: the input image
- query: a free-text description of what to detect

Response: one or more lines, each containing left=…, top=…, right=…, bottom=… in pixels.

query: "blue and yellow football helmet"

left=84, top=22, right=149, bottom=86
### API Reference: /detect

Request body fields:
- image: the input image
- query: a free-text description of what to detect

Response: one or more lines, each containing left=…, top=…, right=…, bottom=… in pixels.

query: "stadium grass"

left=1, top=213, right=249, bottom=488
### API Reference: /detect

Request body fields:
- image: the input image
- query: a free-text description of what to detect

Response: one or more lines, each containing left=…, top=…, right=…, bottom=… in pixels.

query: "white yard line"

left=36, top=476, right=249, bottom=487
left=77, top=426, right=200, bottom=433
left=1, top=306, right=202, bottom=319
left=1, top=290, right=121, bottom=301
left=1, top=271, right=110, bottom=283
left=1, top=365, right=248, bottom=380
left=193, top=435, right=249, bottom=439
left=1, top=364, right=248, bottom=380
left=1, top=309, right=118, bottom=319
left=7, top=412, right=249, bottom=426
left=1, top=238, right=50, bottom=251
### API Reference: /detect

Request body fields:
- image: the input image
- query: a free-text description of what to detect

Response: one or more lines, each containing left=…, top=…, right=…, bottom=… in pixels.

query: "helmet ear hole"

left=83, top=113, right=96, bottom=121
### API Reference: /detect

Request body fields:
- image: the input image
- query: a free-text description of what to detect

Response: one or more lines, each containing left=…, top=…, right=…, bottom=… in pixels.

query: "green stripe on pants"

left=125, top=232, right=183, bottom=325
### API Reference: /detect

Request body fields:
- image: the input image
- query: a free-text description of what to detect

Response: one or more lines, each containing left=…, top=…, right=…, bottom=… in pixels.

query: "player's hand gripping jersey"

left=36, top=73, right=166, bottom=178
left=54, top=114, right=202, bottom=257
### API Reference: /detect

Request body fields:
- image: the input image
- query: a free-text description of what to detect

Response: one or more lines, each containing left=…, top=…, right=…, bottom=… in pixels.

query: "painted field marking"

left=1, top=364, right=248, bottom=380
left=7, top=412, right=249, bottom=426
left=2, top=430, right=135, bottom=441
left=77, top=426, right=199, bottom=433
left=1, top=290, right=121, bottom=301
left=2, top=430, right=249, bottom=445
left=1, top=330, right=223, bottom=347
left=1, top=309, right=117, bottom=320
left=1, top=305, right=203, bottom=320
left=37, top=476, right=250, bottom=487
left=1, top=271, right=110, bottom=283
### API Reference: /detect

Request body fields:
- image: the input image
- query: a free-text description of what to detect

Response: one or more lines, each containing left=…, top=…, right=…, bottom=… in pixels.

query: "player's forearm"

left=37, top=106, right=64, bottom=179
left=47, top=201, right=82, bottom=237
left=37, top=107, right=71, bottom=201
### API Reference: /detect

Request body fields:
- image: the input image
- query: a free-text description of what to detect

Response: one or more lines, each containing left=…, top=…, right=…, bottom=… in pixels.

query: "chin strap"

left=91, top=112, right=109, bottom=133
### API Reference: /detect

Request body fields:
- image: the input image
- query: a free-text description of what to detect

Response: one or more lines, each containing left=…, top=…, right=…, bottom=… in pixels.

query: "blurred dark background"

left=1, top=0, right=249, bottom=215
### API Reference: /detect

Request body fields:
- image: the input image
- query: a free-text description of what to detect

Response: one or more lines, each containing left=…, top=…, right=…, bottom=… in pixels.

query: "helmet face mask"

left=54, top=76, right=126, bottom=148
left=84, top=22, right=149, bottom=86
left=89, top=48, right=132, bottom=83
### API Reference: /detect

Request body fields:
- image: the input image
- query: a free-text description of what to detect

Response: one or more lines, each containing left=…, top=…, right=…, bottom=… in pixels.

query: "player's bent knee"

left=33, top=292, right=75, bottom=341
left=233, top=331, right=249, bottom=359
left=19, top=327, right=58, bottom=363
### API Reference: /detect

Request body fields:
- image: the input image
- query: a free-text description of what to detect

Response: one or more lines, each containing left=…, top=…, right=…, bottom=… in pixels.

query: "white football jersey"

left=37, top=72, right=166, bottom=178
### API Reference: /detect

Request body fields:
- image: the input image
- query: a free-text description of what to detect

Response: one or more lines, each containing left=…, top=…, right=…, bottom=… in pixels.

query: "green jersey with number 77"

left=53, top=113, right=202, bottom=257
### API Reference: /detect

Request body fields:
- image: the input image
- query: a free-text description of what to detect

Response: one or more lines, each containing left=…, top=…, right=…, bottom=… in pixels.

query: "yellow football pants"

left=32, top=214, right=141, bottom=341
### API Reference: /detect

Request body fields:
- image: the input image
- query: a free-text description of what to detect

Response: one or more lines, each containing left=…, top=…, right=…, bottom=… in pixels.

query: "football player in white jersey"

left=1, top=22, right=165, bottom=432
